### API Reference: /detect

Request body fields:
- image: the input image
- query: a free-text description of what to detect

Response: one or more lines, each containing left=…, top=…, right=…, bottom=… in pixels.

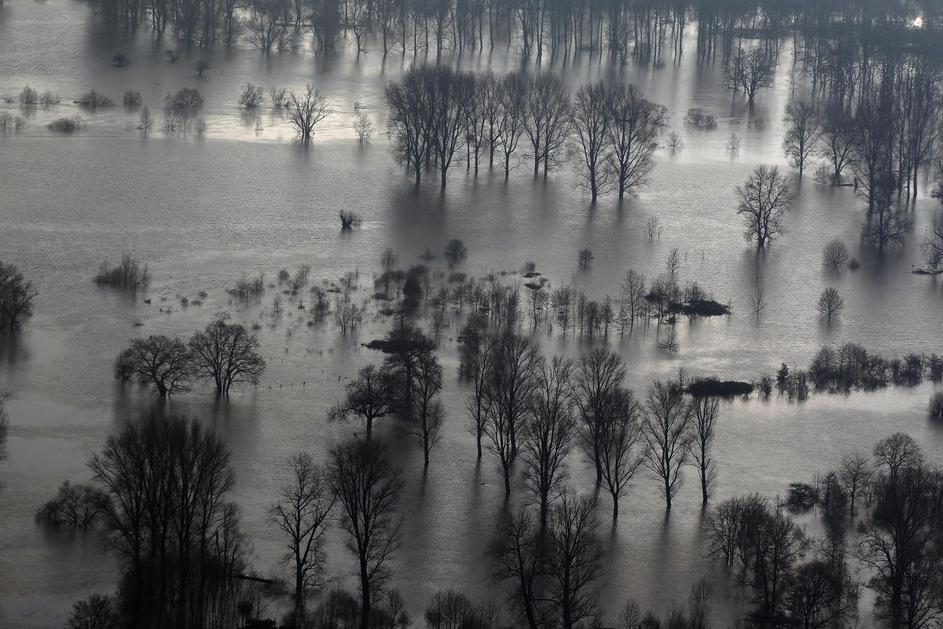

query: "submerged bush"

left=229, top=273, right=265, bottom=302
left=76, top=89, right=114, bottom=109
left=822, top=239, right=849, bottom=268
left=0, top=112, right=26, bottom=133
left=123, top=90, right=143, bottom=109
left=94, top=255, right=149, bottom=289
left=165, top=87, right=203, bottom=113
left=47, top=116, right=84, bottom=133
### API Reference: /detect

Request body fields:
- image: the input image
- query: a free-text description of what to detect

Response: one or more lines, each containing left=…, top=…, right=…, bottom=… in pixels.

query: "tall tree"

left=599, top=388, right=644, bottom=519
left=189, top=315, right=265, bottom=396
left=689, top=396, right=719, bottom=505
left=328, top=365, right=397, bottom=438
left=607, top=84, right=664, bottom=199
left=783, top=101, right=819, bottom=177
left=571, top=82, right=612, bottom=201
left=574, top=349, right=626, bottom=486
left=642, top=380, right=693, bottom=510
left=735, top=165, right=793, bottom=248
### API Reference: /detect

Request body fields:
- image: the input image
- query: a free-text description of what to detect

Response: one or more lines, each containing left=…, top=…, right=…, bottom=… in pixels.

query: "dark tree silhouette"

left=783, top=101, right=819, bottom=177
left=571, top=81, right=612, bottom=201
left=736, top=165, right=792, bottom=248
left=546, top=492, right=604, bottom=629
left=287, top=83, right=329, bottom=143
left=607, top=84, right=664, bottom=199
left=574, top=349, right=626, bottom=486
left=115, top=335, right=193, bottom=397
left=189, top=316, right=265, bottom=396
left=642, top=380, right=693, bottom=511
left=599, top=388, right=644, bottom=519
left=270, top=453, right=334, bottom=620
left=328, top=439, right=403, bottom=629
left=328, top=365, right=397, bottom=438
left=0, top=261, right=37, bottom=333
left=689, top=395, right=719, bottom=505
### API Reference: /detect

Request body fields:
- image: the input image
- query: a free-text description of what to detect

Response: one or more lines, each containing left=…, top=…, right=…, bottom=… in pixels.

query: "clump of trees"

left=115, top=316, right=265, bottom=397
left=93, top=254, right=149, bottom=289
left=36, top=481, right=110, bottom=529
left=0, top=261, right=37, bottom=333
left=76, top=89, right=114, bottom=109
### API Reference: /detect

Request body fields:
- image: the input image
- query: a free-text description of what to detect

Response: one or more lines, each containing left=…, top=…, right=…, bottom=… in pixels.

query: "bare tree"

left=546, top=492, right=604, bottom=629
left=872, top=433, right=922, bottom=478
left=496, top=72, right=528, bottom=178
left=726, top=47, right=774, bottom=103
left=642, top=380, right=693, bottom=510
left=403, top=348, right=444, bottom=466
left=0, top=261, right=37, bottom=333
left=328, top=365, right=397, bottom=438
left=328, top=439, right=403, bottom=629
left=443, top=238, right=467, bottom=269
left=599, top=388, right=644, bottom=519
left=783, top=101, right=819, bottom=177
left=115, top=335, right=193, bottom=397
left=521, top=356, right=576, bottom=528
left=689, top=396, right=719, bottom=505
left=574, top=349, right=626, bottom=486
left=816, top=288, right=844, bottom=321
left=270, top=453, right=334, bottom=619
left=427, top=66, right=476, bottom=188
left=487, top=508, right=543, bottom=629
left=386, top=68, right=432, bottom=184
left=571, top=82, right=612, bottom=201
left=466, top=337, right=495, bottom=459
left=736, top=165, right=792, bottom=248
left=353, top=114, right=374, bottom=143
left=819, top=103, right=854, bottom=184
left=246, top=0, right=290, bottom=51
left=524, top=74, right=570, bottom=177
left=189, top=315, right=265, bottom=396
left=837, top=451, right=872, bottom=515
left=607, top=84, right=664, bottom=199
left=287, top=83, right=329, bottom=143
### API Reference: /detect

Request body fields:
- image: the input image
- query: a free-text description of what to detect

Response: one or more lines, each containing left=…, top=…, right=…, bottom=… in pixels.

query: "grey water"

left=1, top=1, right=942, bottom=627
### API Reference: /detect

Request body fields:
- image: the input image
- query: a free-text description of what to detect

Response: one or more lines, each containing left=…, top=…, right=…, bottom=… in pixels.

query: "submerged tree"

left=271, top=453, right=334, bottom=620
left=783, top=101, right=819, bottom=177
left=287, top=83, right=329, bottom=143
left=0, top=261, right=37, bottom=333
left=328, top=365, right=397, bottom=438
left=642, top=380, right=693, bottom=510
left=328, top=439, right=403, bottom=629
left=115, top=335, right=193, bottom=397
left=545, top=492, right=604, bottom=629
left=689, top=396, right=719, bottom=505
left=606, top=84, right=664, bottom=200
left=736, top=165, right=792, bottom=248
left=189, top=316, right=265, bottom=396
left=571, top=82, right=612, bottom=201
left=599, top=388, right=644, bottom=519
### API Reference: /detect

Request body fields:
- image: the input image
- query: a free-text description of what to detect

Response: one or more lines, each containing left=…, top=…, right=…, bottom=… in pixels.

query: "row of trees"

left=386, top=66, right=664, bottom=199
left=115, top=315, right=265, bottom=397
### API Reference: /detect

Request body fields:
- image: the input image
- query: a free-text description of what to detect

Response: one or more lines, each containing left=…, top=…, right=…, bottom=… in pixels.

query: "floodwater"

left=1, top=2, right=942, bottom=627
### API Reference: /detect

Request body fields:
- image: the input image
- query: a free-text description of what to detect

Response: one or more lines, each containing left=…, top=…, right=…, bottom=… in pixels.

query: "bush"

left=0, top=112, right=26, bottom=133
left=123, top=90, right=143, bottom=109
left=229, top=273, right=265, bottom=302
left=76, top=89, right=115, bottom=109
left=111, top=53, right=130, bottom=67
left=165, top=87, right=203, bottom=113
left=65, top=594, right=121, bottom=629
left=686, top=108, right=717, bottom=130
left=822, top=239, right=849, bottom=268
left=94, top=254, right=149, bottom=289
left=239, top=82, right=265, bottom=109
left=47, top=116, right=84, bottom=133
left=339, top=210, right=361, bottom=230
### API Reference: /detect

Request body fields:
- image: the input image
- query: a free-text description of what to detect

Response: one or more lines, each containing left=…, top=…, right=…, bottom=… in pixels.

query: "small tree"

left=443, top=239, right=468, bottom=269
left=353, top=113, right=374, bottom=143
left=816, top=288, right=844, bottom=321
left=736, top=165, right=792, bottom=248
left=239, top=82, right=265, bottom=109
left=65, top=593, right=121, bottom=629
left=328, top=365, right=396, bottom=438
left=189, top=316, right=265, bottom=396
left=546, top=492, right=604, bottom=629
left=403, top=349, right=445, bottom=466
left=822, top=240, right=850, bottom=268
left=114, top=335, right=192, bottom=397
left=0, top=261, right=37, bottom=333
left=287, top=83, right=329, bottom=143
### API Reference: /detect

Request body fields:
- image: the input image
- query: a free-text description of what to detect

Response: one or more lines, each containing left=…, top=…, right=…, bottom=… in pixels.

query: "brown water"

left=1, top=2, right=942, bottom=627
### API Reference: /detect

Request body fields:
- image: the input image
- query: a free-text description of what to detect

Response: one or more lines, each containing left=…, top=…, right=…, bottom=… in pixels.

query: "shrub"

left=65, top=594, right=121, bottom=629
left=686, top=108, right=717, bottom=130
left=165, top=88, right=203, bottom=113
left=577, top=248, right=594, bottom=269
left=339, top=210, right=361, bottom=230
left=47, top=116, right=84, bottom=133
left=0, top=112, right=26, bottom=133
left=229, top=273, right=265, bottom=302
left=239, top=82, right=265, bottom=109
left=76, top=89, right=115, bottom=109
left=94, top=255, right=149, bottom=289
left=123, top=90, right=143, bottom=109
left=822, top=239, right=849, bottom=268
left=111, top=53, right=130, bottom=67
left=269, top=87, right=287, bottom=109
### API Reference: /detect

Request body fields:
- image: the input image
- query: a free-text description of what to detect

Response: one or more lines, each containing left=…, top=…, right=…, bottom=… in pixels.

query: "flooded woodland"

left=1, top=1, right=942, bottom=628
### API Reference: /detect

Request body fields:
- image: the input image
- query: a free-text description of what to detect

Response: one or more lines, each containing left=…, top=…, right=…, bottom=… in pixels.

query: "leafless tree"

left=642, top=380, right=693, bottom=510
left=546, top=492, right=604, bottom=629
left=270, top=453, right=334, bottom=619
left=189, top=315, right=265, bottom=396
left=599, top=388, right=644, bottom=519
left=872, top=433, right=922, bottom=478
left=689, top=396, right=719, bottom=505
left=619, top=270, right=646, bottom=333
left=444, top=238, right=467, bottom=269
left=328, top=438, right=404, bottom=629
left=328, top=365, right=397, bottom=438
left=574, top=349, right=626, bottom=486
left=115, top=335, right=193, bottom=397
left=726, top=47, right=774, bottom=103
left=524, top=74, right=570, bottom=177
left=783, top=101, right=819, bottom=177
left=496, top=72, right=528, bottom=178
left=246, top=0, right=290, bottom=51
left=736, top=165, right=792, bottom=248
left=571, top=82, right=612, bottom=201
left=922, top=212, right=943, bottom=273
left=487, top=508, right=543, bottom=629
left=607, top=84, right=664, bottom=199
left=851, top=89, right=895, bottom=211
left=822, top=240, right=850, bottom=268
left=353, top=114, right=374, bottom=143
left=837, top=451, right=872, bottom=515
left=819, top=103, right=854, bottom=185
left=522, top=356, right=576, bottom=528
left=403, top=348, right=444, bottom=466
left=386, top=68, right=432, bottom=184
left=287, top=83, right=329, bottom=143
left=466, top=337, right=495, bottom=459
left=816, top=288, right=844, bottom=321
left=427, top=66, right=476, bottom=188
